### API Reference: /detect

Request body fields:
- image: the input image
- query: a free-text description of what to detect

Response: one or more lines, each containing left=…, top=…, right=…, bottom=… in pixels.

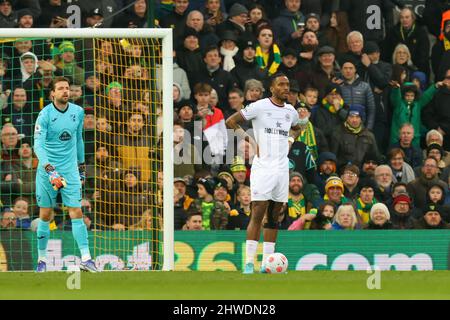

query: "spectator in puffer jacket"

left=340, top=59, right=376, bottom=130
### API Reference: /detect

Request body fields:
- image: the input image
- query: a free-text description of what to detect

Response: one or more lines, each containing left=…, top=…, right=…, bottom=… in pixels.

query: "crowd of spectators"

left=1, top=0, right=450, bottom=232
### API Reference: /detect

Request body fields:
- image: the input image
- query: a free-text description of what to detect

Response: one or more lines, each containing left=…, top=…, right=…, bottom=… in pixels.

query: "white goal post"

left=0, top=28, right=174, bottom=271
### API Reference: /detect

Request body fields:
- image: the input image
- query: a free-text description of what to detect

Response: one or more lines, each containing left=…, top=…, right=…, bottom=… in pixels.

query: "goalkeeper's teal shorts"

left=36, top=171, right=82, bottom=208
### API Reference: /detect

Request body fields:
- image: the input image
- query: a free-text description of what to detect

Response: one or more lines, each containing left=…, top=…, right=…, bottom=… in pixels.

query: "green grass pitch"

left=1, top=271, right=449, bottom=300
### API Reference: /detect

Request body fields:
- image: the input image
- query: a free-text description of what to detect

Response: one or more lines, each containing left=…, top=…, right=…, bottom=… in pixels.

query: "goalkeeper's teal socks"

left=71, top=218, right=91, bottom=262
left=37, top=219, right=50, bottom=261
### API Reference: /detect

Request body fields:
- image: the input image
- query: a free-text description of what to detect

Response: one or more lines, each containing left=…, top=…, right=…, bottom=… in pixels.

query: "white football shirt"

left=240, top=98, right=299, bottom=172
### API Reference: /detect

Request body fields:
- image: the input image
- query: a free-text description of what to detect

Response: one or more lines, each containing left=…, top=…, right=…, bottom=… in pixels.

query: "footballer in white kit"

left=240, top=96, right=299, bottom=203
left=226, top=73, right=302, bottom=274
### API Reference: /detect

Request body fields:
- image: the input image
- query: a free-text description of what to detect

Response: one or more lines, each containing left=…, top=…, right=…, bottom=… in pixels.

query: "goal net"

left=0, top=29, right=173, bottom=271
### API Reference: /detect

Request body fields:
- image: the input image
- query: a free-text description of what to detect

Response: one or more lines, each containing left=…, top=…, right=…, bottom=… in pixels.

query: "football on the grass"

left=265, top=253, right=288, bottom=273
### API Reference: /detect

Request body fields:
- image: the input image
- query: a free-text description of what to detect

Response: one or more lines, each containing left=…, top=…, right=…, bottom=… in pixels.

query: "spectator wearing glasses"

left=415, top=143, right=447, bottom=181
left=360, top=151, right=380, bottom=179
left=407, top=157, right=448, bottom=210
left=340, top=164, right=360, bottom=200
left=216, top=3, right=251, bottom=43
left=0, top=209, right=16, bottom=229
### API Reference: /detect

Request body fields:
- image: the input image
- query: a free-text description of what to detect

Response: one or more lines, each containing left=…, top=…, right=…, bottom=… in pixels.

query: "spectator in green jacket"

left=389, top=79, right=444, bottom=147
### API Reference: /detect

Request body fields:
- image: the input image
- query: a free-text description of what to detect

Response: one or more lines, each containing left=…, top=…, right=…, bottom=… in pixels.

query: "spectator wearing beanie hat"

left=216, top=3, right=251, bottom=43
left=324, top=176, right=351, bottom=208
left=280, top=171, right=321, bottom=230
left=391, top=192, right=416, bottom=229
left=194, top=177, right=229, bottom=230
left=231, top=37, right=267, bottom=90
left=230, top=156, right=249, bottom=187
left=355, top=178, right=378, bottom=225
left=0, top=0, right=40, bottom=28
left=176, top=27, right=204, bottom=84
left=218, top=171, right=238, bottom=205
left=425, top=143, right=447, bottom=171
left=366, top=203, right=394, bottom=229
left=314, top=151, right=337, bottom=196
left=340, top=59, right=376, bottom=130
left=17, top=8, right=34, bottom=28
left=312, top=82, right=348, bottom=144
left=175, top=100, right=196, bottom=140
left=330, top=103, right=380, bottom=168
left=423, top=130, right=450, bottom=167
left=414, top=204, right=450, bottom=229
left=219, top=30, right=239, bottom=72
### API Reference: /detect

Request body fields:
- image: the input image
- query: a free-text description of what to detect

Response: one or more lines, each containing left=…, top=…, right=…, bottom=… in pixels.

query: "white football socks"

left=262, top=242, right=275, bottom=266
left=245, top=240, right=258, bottom=264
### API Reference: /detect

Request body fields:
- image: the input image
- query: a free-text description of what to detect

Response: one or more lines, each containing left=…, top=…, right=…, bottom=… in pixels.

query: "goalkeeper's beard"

left=55, top=96, right=69, bottom=106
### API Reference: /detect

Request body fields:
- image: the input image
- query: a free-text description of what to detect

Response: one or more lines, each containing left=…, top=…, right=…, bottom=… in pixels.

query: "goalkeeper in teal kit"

left=34, top=77, right=98, bottom=272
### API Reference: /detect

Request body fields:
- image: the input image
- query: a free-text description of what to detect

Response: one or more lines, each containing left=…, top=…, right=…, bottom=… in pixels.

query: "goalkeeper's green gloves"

left=45, top=164, right=66, bottom=191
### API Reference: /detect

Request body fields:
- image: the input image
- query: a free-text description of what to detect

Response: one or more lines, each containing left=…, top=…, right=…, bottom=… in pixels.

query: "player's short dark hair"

left=51, top=76, right=71, bottom=91
left=269, top=72, right=288, bottom=87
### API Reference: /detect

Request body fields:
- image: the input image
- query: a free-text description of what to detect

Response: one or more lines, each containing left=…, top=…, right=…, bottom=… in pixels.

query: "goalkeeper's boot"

left=80, top=259, right=99, bottom=273
left=35, top=260, right=47, bottom=273
left=243, top=262, right=254, bottom=274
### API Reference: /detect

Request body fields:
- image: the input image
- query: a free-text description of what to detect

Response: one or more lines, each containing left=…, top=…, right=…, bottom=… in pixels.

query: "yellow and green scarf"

left=322, top=98, right=344, bottom=114
left=297, top=121, right=318, bottom=160
left=356, top=197, right=377, bottom=224
left=344, top=121, right=363, bottom=134
left=255, top=44, right=281, bottom=76
left=288, top=195, right=306, bottom=219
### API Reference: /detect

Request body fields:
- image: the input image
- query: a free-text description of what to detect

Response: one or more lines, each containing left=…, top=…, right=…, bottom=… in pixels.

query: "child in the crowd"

left=390, top=80, right=444, bottom=147
left=411, top=71, right=427, bottom=93
left=309, top=202, right=336, bottom=230
left=194, top=178, right=229, bottom=230
left=302, top=86, right=320, bottom=116
left=227, top=185, right=251, bottom=230
left=12, top=197, right=31, bottom=230
left=425, top=183, right=450, bottom=222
